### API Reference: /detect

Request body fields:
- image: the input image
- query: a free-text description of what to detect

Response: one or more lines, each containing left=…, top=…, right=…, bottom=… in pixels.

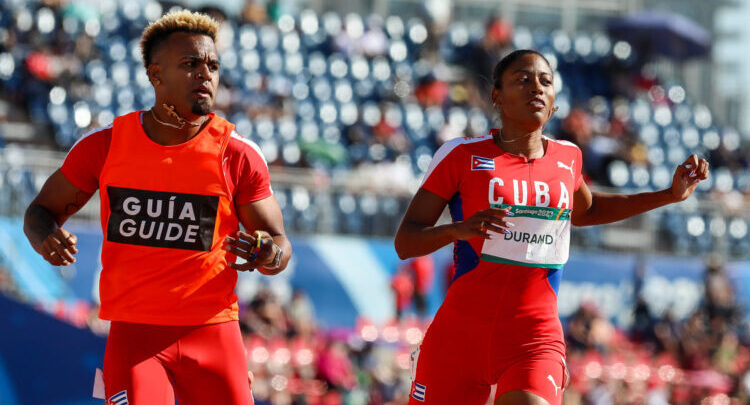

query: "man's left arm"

left=224, top=196, right=292, bottom=275
left=572, top=154, right=709, bottom=227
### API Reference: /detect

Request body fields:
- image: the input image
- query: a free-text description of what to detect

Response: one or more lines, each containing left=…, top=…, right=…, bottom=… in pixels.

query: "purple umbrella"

left=607, top=11, right=711, bottom=61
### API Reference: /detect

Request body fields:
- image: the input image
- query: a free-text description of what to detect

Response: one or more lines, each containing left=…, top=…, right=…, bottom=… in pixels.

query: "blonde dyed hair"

left=140, top=10, right=218, bottom=68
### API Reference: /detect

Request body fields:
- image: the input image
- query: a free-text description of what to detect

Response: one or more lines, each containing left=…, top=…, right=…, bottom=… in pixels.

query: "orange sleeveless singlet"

left=97, top=111, right=240, bottom=325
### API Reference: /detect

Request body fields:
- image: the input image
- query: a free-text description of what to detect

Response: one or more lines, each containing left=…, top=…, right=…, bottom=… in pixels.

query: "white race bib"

left=480, top=204, right=571, bottom=268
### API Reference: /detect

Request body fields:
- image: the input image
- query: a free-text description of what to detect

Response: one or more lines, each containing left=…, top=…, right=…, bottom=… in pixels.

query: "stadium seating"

left=2, top=5, right=750, bottom=404
left=0, top=1, right=746, bottom=255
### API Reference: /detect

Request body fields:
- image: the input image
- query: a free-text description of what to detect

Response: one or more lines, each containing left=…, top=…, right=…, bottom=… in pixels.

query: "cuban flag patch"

left=471, top=155, right=495, bottom=171
left=107, top=390, right=129, bottom=405
left=411, top=382, right=427, bottom=401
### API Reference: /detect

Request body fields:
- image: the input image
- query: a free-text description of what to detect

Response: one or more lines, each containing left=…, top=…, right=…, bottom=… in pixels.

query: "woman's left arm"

left=571, top=154, right=709, bottom=227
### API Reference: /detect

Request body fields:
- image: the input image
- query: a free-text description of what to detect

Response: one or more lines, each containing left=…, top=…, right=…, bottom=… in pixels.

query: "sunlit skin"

left=394, top=53, right=709, bottom=405
left=143, top=32, right=221, bottom=146
left=140, top=31, right=291, bottom=273
left=492, top=53, right=557, bottom=149
left=24, top=31, right=292, bottom=275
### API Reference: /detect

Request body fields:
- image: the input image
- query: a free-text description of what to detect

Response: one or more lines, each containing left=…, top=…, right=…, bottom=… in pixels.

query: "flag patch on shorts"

left=471, top=156, right=495, bottom=171
left=411, top=382, right=426, bottom=401
left=108, top=390, right=128, bottom=405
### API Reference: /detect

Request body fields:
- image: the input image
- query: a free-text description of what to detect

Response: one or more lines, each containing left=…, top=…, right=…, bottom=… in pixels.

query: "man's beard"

left=191, top=99, right=212, bottom=115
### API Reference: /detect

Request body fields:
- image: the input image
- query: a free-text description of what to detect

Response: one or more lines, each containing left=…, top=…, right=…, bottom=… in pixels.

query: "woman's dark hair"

left=492, top=49, right=550, bottom=89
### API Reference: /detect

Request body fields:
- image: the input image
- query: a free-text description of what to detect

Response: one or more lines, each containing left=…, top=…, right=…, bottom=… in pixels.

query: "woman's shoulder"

left=545, top=136, right=582, bottom=156
left=436, top=134, right=494, bottom=155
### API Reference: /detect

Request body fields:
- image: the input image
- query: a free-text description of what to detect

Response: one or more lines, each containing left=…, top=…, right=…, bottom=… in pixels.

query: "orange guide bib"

left=98, top=111, right=240, bottom=325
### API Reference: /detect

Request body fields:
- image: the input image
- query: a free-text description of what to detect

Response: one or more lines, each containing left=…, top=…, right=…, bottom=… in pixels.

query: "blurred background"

left=1, top=0, right=750, bottom=404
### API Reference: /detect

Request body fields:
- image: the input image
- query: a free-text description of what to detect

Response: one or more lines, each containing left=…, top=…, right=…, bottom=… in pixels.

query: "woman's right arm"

left=394, top=188, right=512, bottom=260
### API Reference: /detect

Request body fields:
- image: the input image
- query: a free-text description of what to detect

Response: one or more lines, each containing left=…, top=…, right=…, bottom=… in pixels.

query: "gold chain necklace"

left=150, top=104, right=206, bottom=129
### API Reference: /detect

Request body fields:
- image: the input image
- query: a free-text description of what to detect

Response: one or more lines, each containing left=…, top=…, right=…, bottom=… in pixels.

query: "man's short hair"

left=140, top=10, right=218, bottom=68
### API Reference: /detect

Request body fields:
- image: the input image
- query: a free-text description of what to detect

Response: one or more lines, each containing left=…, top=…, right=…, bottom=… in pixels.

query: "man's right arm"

left=24, top=170, right=94, bottom=266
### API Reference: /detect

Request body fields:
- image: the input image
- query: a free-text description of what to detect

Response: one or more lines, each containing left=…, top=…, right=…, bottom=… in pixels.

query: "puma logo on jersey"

left=557, top=160, right=575, bottom=178
left=547, top=375, right=562, bottom=396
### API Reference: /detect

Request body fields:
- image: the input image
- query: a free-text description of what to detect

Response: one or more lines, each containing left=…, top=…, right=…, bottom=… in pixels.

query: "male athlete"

left=23, top=10, right=290, bottom=405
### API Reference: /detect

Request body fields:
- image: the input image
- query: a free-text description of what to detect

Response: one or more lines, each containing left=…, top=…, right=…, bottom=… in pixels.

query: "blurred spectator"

left=241, top=0, right=268, bottom=24
left=704, top=258, right=740, bottom=324
left=466, top=15, right=514, bottom=100
left=566, top=302, right=615, bottom=353
left=631, top=295, right=657, bottom=344
left=408, top=255, right=434, bottom=318
left=559, top=108, right=593, bottom=146
left=414, top=74, right=449, bottom=107
left=653, top=308, right=681, bottom=355
left=393, top=256, right=434, bottom=319
left=485, top=17, right=513, bottom=49
left=318, top=340, right=356, bottom=391
left=391, top=266, right=413, bottom=320
left=241, top=288, right=290, bottom=339
left=288, top=289, right=316, bottom=337
left=198, top=6, right=227, bottom=24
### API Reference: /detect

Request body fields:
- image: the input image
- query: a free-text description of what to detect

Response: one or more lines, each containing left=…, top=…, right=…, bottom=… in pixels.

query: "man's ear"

left=148, top=64, right=161, bottom=86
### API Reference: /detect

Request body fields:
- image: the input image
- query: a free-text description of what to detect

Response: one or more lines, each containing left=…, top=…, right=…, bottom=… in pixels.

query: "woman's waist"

left=444, top=266, right=561, bottom=319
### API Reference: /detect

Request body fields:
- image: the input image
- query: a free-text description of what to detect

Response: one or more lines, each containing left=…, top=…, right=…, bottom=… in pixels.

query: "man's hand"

left=223, top=231, right=280, bottom=274
left=671, top=154, right=710, bottom=202
left=37, top=228, right=78, bottom=266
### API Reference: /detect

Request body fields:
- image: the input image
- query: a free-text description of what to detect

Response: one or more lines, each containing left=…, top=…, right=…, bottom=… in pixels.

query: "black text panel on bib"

left=106, top=186, right=219, bottom=251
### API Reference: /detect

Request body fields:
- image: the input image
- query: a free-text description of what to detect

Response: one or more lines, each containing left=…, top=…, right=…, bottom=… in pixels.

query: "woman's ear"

left=547, top=106, right=556, bottom=120
left=491, top=88, right=500, bottom=109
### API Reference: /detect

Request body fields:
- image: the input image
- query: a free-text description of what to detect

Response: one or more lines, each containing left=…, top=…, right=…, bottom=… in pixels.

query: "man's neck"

left=142, top=108, right=209, bottom=146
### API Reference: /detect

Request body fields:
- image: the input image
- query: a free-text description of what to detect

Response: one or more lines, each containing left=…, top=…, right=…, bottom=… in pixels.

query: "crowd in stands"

left=238, top=288, right=418, bottom=404
left=208, top=258, right=750, bottom=404
left=0, top=0, right=748, bottom=253
left=563, top=260, right=750, bottom=405
left=1, top=2, right=750, bottom=403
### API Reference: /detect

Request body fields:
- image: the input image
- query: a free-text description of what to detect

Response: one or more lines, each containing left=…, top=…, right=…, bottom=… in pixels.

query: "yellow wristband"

left=254, top=231, right=263, bottom=250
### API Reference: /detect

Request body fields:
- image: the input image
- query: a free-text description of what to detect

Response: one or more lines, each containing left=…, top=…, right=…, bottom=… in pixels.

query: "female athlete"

left=394, top=49, right=709, bottom=405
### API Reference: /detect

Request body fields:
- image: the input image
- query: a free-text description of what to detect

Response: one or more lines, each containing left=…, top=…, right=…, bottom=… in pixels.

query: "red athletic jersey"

left=422, top=130, right=583, bottom=282
left=419, top=130, right=583, bottom=358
